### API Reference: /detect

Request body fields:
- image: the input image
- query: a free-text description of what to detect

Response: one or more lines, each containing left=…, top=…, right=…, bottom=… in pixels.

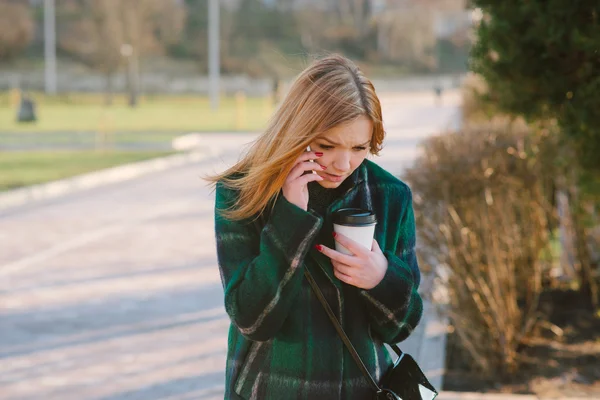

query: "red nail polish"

left=315, top=244, right=323, bottom=251
left=332, top=232, right=337, bottom=238
left=315, top=152, right=323, bottom=157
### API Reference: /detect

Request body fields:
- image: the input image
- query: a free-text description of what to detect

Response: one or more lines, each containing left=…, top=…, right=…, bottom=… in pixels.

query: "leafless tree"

left=59, top=0, right=185, bottom=106
left=0, top=0, right=34, bottom=62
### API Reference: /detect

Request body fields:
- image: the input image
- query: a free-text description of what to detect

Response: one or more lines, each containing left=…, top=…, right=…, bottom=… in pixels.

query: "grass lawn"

left=0, top=93, right=267, bottom=192
left=0, top=92, right=272, bottom=133
left=0, top=150, right=176, bottom=191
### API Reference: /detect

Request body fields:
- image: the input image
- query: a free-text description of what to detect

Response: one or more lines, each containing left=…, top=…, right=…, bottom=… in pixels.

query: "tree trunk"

left=556, top=187, right=578, bottom=279
left=353, top=0, right=364, bottom=35
left=128, top=52, right=139, bottom=108
left=570, top=184, right=599, bottom=308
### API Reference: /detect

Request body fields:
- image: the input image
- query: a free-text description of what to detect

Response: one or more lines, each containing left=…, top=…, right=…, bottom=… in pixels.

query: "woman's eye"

left=317, top=145, right=367, bottom=151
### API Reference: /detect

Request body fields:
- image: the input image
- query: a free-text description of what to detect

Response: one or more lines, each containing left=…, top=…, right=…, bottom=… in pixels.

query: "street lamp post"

left=208, top=0, right=220, bottom=110
left=44, top=0, right=57, bottom=94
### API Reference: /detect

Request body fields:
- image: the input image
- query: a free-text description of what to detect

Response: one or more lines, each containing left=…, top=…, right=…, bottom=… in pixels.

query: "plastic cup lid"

left=332, top=208, right=377, bottom=226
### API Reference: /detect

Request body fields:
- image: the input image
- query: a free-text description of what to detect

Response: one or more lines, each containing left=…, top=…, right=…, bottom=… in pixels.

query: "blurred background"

left=0, top=0, right=598, bottom=399
left=0, top=0, right=472, bottom=187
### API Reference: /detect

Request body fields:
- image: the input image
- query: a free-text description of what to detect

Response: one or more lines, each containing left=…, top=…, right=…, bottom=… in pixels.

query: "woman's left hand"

left=315, top=233, right=388, bottom=289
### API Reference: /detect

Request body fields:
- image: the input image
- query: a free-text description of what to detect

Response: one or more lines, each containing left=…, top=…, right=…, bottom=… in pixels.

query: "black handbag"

left=304, top=266, right=438, bottom=400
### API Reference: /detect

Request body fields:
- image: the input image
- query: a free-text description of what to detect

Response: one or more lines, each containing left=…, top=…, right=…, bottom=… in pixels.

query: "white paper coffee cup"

left=332, top=208, right=377, bottom=255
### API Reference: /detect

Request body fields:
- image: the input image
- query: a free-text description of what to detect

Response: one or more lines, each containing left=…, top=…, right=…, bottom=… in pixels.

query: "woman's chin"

left=317, top=178, right=343, bottom=189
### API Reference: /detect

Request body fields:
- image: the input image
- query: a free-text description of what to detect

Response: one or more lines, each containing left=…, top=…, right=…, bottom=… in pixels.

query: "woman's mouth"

left=323, top=172, right=344, bottom=182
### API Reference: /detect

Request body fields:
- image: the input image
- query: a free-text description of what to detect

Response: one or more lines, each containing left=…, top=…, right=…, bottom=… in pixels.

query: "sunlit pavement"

left=0, top=90, right=460, bottom=399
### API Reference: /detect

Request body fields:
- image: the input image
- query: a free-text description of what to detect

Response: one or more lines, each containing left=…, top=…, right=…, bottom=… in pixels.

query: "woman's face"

left=310, top=115, right=373, bottom=189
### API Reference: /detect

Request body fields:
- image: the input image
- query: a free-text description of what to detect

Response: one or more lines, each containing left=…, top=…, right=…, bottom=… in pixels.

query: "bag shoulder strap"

left=303, top=267, right=383, bottom=393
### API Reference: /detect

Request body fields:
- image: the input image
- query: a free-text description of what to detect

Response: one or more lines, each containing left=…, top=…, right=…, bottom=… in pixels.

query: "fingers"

left=334, top=268, right=353, bottom=285
left=316, top=244, right=358, bottom=266
left=298, top=151, right=323, bottom=163
left=371, top=238, right=383, bottom=254
left=287, top=150, right=324, bottom=181
left=332, top=260, right=357, bottom=286
left=297, top=171, right=324, bottom=185
left=332, top=260, right=353, bottom=276
left=333, top=232, right=369, bottom=256
left=288, top=160, right=326, bottom=181
left=293, top=151, right=323, bottom=176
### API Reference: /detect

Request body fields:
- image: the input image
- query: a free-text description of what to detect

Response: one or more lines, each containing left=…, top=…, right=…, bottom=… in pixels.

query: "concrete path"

left=0, top=90, right=460, bottom=399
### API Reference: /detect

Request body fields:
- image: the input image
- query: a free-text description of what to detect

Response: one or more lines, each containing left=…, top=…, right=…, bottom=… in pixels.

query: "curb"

left=418, top=299, right=449, bottom=391
left=0, top=148, right=215, bottom=213
left=438, top=392, right=591, bottom=400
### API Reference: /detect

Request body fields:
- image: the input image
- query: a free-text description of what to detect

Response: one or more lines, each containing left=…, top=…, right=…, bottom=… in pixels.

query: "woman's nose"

left=332, top=152, right=351, bottom=172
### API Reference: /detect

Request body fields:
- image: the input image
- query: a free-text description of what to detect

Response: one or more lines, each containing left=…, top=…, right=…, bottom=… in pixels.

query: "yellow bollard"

left=9, top=88, right=21, bottom=109
left=235, top=91, right=247, bottom=130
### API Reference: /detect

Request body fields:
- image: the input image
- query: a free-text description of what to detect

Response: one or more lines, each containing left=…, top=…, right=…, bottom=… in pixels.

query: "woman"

left=206, top=54, right=423, bottom=400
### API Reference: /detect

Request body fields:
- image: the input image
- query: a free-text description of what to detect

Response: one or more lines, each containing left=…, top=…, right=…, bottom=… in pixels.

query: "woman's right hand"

left=282, top=151, right=325, bottom=211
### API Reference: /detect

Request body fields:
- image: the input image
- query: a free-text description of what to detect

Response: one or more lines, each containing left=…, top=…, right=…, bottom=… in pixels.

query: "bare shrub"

left=0, top=1, right=34, bottom=62
left=461, top=74, right=599, bottom=307
left=404, top=119, right=557, bottom=376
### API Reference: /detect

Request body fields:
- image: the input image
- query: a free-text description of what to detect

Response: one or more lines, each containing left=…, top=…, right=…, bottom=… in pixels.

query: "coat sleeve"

left=214, top=182, right=323, bottom=342
left=360, top=186, right=423, bottom=344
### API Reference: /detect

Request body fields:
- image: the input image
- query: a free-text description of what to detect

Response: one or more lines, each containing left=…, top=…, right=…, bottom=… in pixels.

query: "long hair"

left=204, top=54, right=385, bottom=221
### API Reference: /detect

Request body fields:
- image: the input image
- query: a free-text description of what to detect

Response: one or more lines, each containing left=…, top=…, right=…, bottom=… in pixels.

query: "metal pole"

left=208, top=0, right=220, bottom=110
left=44, top=0, right=57, bottom=94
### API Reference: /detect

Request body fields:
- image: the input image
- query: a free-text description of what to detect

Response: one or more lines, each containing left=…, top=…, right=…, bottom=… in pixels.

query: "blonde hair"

left=205, top=54, right=385, bottom=221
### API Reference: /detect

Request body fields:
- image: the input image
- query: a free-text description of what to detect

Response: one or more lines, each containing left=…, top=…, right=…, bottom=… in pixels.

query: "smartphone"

left=306, top=145, right=316, bottom=174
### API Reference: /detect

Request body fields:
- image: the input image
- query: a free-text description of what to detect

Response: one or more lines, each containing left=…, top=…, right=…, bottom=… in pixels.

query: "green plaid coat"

left=214, top=159, right=423, bottom=400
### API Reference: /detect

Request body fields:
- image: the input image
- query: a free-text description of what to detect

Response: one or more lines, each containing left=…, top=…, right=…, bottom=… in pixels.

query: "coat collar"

left=326, top=160, right=372, bottom=215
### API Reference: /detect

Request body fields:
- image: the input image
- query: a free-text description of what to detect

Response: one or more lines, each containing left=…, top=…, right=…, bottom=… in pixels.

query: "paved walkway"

left=0, top=91, right=460, bottom=399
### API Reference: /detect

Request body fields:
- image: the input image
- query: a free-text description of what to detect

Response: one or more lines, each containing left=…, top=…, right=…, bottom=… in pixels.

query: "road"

left=0, top=90, right=460, bottom=400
